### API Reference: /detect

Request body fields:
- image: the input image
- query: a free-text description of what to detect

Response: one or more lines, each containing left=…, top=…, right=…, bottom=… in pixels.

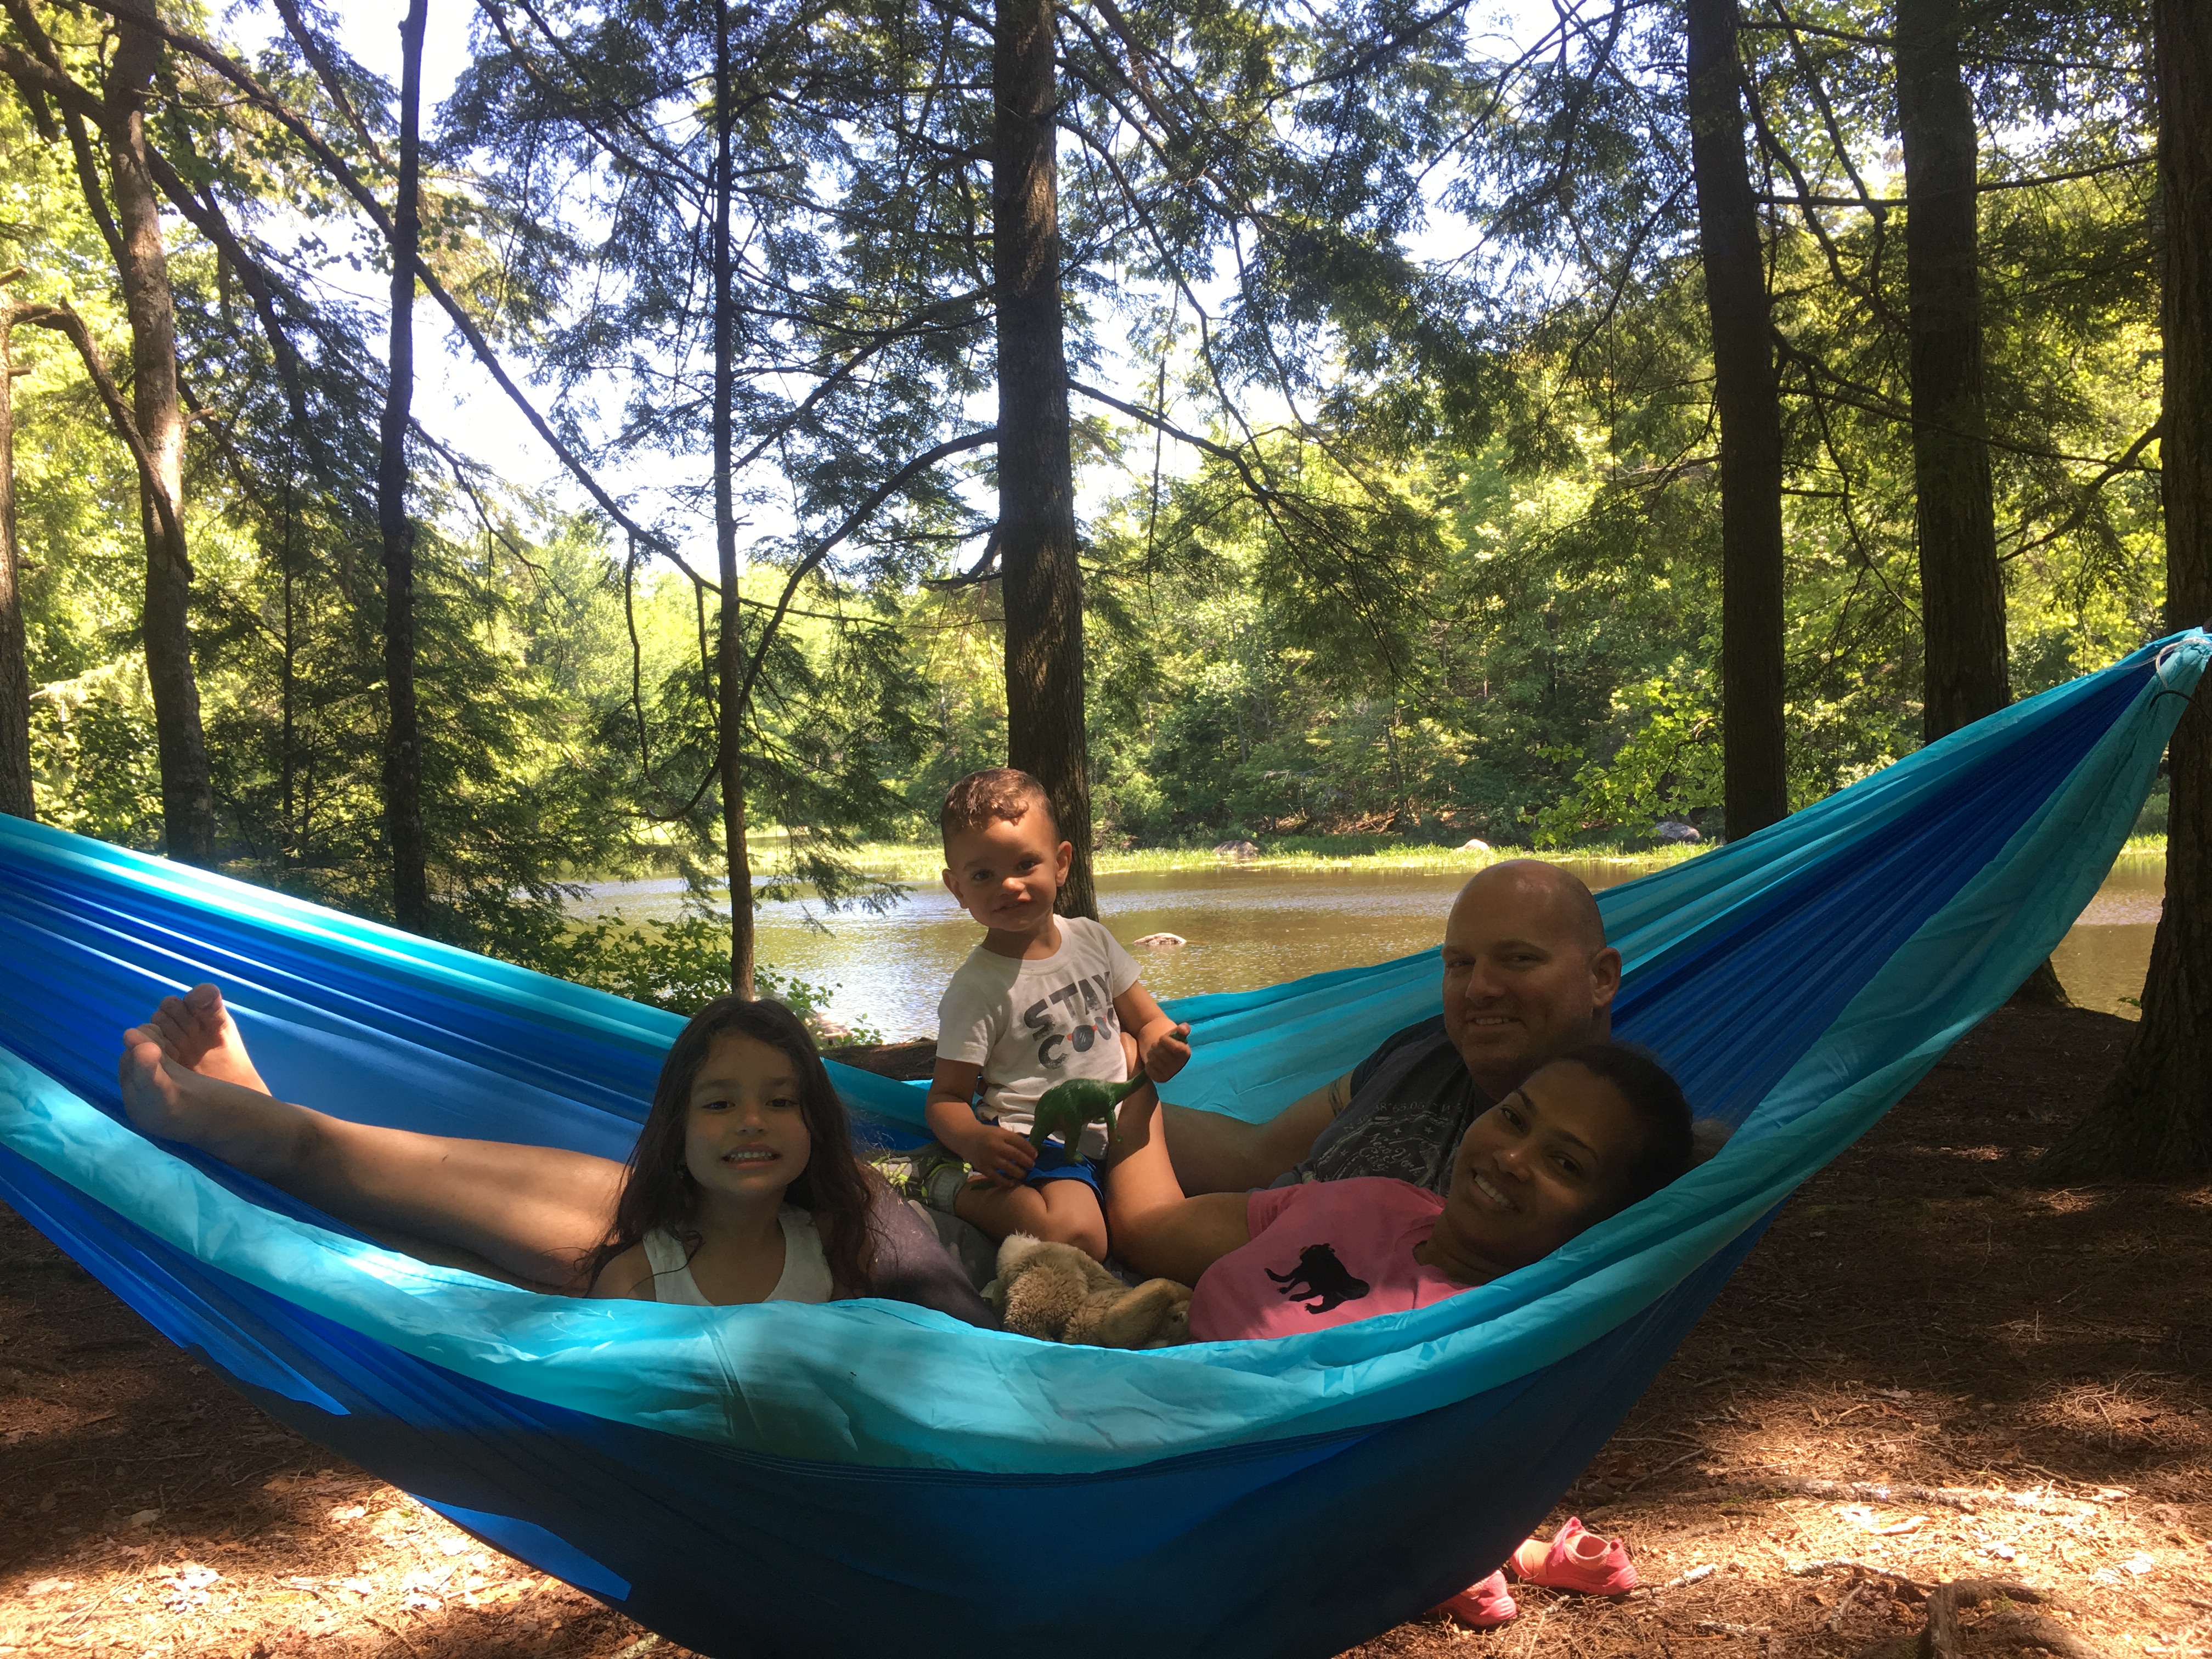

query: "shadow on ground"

left=1351, top=1005, right=2212, bottom=1658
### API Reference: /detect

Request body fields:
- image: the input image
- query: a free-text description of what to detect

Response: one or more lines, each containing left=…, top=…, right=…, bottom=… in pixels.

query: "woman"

left=1105, top=1042, right=1696, bottom=1341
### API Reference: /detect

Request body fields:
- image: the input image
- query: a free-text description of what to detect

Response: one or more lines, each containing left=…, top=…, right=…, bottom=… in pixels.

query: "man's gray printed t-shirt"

left=1274, top=1015, right=1490, bottom=1194
left=935, top=916, right=1142, bottom=1158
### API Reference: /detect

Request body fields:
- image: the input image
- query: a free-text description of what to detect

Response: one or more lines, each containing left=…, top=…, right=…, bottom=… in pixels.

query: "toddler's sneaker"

left=1508, top=1517, right=1637, bottom=1594
left=1431, top=1570, right=1516, bottom=1628
left=912, top=1146, right=972, bottom=1214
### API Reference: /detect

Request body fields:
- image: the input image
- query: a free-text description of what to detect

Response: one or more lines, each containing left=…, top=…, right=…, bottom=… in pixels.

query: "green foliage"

left=1533, top=670, right=1723, bottom=849
left=531, top=905, right=872, bottom=1040
left=0, top=0, right=2179, bottom=1043
left=30, top=658, right=165, bottom=844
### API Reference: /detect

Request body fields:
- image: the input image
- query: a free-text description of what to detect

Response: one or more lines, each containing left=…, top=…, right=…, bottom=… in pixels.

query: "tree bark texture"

left=1896, top=0, right=2009, bottom=743
left=105, top=0, right=215, bottom=863
left=380, top=0, right=429, bottom=933
left=1894, top=0, right=2069, bottom=1008
left=2046, top=0, right=2212, bottom=1176
left=0, top=310, right=32, bottom=820
left=1686, top=0, right=1788, bottom=839
left=713, top=0, right=756, bottom=997
left=994, top=0, right=1097, bottom=918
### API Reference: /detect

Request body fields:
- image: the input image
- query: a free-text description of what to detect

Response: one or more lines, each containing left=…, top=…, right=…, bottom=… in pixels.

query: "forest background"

left=0, top=0, right=2164, bottom=1029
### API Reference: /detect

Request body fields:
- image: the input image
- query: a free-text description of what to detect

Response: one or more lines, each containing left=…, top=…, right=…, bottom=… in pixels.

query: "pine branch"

left=2000, top=419, right=2165, bottom=563
left=644, top=427, right=998, bottom=824
left=13, top=299, right=186, bottom=555
left=60, top=0, right=685, bottom=569
left=267, top=0, right=386, bottom=163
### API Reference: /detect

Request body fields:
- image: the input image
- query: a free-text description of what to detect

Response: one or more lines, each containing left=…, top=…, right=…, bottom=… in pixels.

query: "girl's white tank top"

left=639, top=1207, right=834, bottom=1305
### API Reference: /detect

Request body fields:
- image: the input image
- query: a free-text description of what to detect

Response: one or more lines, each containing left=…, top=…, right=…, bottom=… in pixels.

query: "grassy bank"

left=754, top=830, right=2172, bottom=884
left=776, top=834, right=1714, bottom=883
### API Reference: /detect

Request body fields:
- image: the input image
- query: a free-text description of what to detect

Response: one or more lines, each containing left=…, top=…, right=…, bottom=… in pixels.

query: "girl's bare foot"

left=143, top=983, right=269, bottom=1094
left=117, top=1028, right=221, bottom=1143
left=118, top=1026, right=311, bottom=1175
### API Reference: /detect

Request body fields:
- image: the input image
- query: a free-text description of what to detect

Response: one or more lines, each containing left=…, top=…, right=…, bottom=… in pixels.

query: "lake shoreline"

left=572, top=840, right=2169, bottom=1041
left=600, top=831, right=2170, bottom=889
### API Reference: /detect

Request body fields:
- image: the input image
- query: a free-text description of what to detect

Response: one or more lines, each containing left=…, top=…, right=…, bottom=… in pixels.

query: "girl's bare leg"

left=119, top=985, right=622, bottom=1292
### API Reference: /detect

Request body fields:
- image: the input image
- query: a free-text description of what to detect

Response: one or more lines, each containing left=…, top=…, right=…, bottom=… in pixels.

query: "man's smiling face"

left=1438, top=861, right=1621, bottom=1099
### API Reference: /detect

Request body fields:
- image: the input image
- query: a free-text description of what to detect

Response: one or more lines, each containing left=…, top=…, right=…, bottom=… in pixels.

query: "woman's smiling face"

left=1428, top=1059, right=1645, bottom=1277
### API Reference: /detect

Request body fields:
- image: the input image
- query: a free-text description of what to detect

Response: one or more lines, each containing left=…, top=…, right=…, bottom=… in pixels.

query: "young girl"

left=117, top=984, right=993, bottom=1322
left=585, top=997, right=880, bottom=1306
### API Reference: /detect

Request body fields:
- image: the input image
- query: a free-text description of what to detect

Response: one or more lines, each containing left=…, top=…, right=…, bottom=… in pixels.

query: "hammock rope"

left=0, top=630, right=2201, bottom=1659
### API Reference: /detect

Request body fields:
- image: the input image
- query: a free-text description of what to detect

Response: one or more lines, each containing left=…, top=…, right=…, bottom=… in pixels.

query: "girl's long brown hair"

left=585, top=997, right=879, bottom=1296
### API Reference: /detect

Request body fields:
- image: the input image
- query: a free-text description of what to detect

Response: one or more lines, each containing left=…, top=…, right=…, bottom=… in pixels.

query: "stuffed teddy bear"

left=991, top=1233, right=1192, bottom=1348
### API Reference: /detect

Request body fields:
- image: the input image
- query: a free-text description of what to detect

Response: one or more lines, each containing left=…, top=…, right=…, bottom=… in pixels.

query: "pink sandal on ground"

left=1508, top=1516, right=1637, bottom=1594
left=1430, top=1569, right=1517, bottom=1628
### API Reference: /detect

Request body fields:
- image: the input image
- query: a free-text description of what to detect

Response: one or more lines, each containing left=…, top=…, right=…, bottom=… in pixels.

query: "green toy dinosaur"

left=1028, top=1074, right=1148, bottom=1152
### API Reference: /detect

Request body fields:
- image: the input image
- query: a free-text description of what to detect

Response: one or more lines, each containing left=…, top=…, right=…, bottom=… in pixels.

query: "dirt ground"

left=4, top=1005, right=2209, bottom=1658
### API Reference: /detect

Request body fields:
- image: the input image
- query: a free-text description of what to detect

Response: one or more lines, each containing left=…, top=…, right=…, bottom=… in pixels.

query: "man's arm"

left=1103, top=1081, right=1252, bottom=1284
left=1157, top=1071, right=1353, bottom=1195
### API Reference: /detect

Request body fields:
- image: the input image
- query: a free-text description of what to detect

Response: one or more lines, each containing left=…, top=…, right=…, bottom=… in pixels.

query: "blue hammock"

left=0, top=632, right=2201, bottom=1658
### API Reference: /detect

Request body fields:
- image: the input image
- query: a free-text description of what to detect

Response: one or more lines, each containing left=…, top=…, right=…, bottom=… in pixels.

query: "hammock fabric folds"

left=0, top=633, right=2202, bottom=1658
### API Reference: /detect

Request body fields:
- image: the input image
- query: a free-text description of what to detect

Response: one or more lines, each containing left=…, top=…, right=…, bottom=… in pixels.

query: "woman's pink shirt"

left=1186, top=1177, right=1470, bottom=1342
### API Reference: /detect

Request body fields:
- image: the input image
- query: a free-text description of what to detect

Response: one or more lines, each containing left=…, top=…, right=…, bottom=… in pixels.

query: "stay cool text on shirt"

left=1020, top=972, right=1121, bottom=1071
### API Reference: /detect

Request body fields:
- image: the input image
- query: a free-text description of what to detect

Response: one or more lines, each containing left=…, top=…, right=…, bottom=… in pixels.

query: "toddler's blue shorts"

left=1023, top=1137, right=1103, bottom=1193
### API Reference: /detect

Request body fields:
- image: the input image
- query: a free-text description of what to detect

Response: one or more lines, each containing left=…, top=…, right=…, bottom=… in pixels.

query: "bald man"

left=1161, top=860, right=1623, bottom=1195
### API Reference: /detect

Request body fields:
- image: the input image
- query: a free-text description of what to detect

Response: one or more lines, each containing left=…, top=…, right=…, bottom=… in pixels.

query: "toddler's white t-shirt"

left=935, top=916, right=1143, bottom=1158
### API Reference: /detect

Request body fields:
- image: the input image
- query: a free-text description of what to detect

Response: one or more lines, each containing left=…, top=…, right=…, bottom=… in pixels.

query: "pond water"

left=574, top=850, right=2168, bottom=1039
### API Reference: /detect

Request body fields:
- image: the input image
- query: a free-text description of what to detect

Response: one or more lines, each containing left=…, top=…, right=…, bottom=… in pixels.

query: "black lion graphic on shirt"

left=1265, top=1244, right=1372, bottom=1314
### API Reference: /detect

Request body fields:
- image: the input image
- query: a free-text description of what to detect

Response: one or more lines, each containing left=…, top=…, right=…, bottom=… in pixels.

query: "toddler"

left=923, top=768, right=1189, bottom=1261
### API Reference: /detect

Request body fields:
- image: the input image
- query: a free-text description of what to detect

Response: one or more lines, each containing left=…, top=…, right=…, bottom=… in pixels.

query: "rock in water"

left=1461, top=837, right=1491, bottom=852
left=1132, top=932, right=1187, bottom=949
left=1212, top=839, right=1259, bottom=860
left=1654, top=820, right=1702, bottom=844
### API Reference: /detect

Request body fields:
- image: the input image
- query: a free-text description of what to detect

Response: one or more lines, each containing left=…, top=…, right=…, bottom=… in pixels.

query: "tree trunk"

left=994, top=0, right=1097, bottom=917
left=0, top=308, right=32, bottom=820
left=1897, top=0, right=2008, bottom=742
left=1894, top=0, right=2068, bottom=1008
left=105, top=0, right=215, bottom=863
left=380, top=0, right=429, bottom=932
left=1686, top=0, right=1788, bottom=839
left=713, top=0, right=755, bottom=997
left=281, top=540, right=297, bottom=862
left=2044, top=0, right=2212, bottom=1177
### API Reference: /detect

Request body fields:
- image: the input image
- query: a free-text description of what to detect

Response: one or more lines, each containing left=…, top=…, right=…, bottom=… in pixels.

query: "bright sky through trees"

left=302, top=0, right=1564, bottom=555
